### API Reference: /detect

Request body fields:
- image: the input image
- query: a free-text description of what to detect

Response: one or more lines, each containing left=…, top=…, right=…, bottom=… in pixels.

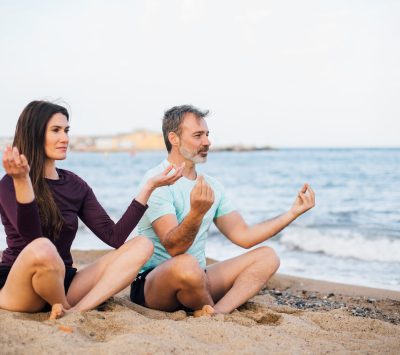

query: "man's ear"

left=168, top=132, right=179, bottom=148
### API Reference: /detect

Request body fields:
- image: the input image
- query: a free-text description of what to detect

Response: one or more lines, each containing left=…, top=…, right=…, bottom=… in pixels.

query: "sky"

left=0, top=0, right=399, bottom=147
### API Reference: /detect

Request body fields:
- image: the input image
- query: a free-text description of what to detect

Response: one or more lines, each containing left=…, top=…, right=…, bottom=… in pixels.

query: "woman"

left=0, top=100, right=183, bottom=318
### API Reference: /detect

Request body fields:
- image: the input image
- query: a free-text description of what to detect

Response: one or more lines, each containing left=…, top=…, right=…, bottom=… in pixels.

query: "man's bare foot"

left=49, top=303, right=65, bottom=320
left=193, top=305, right=215, bottom=317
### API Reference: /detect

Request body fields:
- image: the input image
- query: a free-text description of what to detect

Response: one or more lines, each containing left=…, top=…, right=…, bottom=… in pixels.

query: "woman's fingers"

left=5, top=145, right=13, bottom=163
left=153, top=164, right=184, bottom=187
left=2, top=146, right=30, bottom=177
left=162, top=165, right=174, bottom=176
left=20, top=154, right=28, bottom=167
left=12, top=147, right=22, bottom=166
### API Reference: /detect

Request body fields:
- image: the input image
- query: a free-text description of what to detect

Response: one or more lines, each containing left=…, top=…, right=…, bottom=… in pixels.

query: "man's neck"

left=167, top=153, right=197, bottom=180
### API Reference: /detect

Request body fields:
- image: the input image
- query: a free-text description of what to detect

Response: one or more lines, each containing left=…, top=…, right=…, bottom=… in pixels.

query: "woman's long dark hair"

left=13, top=101, right=69, bottom=240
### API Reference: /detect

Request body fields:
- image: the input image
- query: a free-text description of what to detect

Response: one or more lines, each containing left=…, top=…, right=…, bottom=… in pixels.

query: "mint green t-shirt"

left=138, top=160, right=235, bottom=272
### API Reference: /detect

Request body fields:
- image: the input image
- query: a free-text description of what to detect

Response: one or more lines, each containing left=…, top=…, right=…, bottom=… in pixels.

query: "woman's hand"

left=2, top=146, right=30, bottom=180
left=146, top=163, right=185, bottom=190
left=2, top=146, right=35, bottom=203
left=135, top=163, right=185, bottom=206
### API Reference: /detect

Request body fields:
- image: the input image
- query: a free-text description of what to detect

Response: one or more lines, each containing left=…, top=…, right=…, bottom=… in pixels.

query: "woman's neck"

left=44, top=160, right=59, bottom=180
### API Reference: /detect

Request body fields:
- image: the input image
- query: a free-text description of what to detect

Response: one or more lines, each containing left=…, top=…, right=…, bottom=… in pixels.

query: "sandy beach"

left=1, top=250, right=399, bottom=354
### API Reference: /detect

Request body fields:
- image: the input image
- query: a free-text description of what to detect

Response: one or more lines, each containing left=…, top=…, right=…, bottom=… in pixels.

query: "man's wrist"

left=187, top=209, right=205, bottom=222
left=287, top=209, right=300, bottom=220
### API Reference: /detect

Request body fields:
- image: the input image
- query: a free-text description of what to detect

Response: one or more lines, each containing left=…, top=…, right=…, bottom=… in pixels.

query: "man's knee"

left=25, top=238, right=62, bottom=271
left=170, top=254, right=205, bottom=286
left=254, top=246, right=280, bottom=273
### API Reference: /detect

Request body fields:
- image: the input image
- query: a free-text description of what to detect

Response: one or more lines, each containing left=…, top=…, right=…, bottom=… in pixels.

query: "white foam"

left=280, top=228, right=400, bottom=263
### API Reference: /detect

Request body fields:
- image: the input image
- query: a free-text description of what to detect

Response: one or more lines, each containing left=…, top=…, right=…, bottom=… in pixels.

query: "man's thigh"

left=205, top=247, right=269, bottom=303
left=143, top=257, right=203, bottom=311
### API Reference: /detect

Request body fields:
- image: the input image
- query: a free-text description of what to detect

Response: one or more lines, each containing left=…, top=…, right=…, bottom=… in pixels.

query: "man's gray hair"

left=162, top=105, right=209, bottom=152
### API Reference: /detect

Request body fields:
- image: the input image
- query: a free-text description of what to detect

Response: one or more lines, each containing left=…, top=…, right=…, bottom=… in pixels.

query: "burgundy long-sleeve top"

left=0, top=168, right=147, bottom=267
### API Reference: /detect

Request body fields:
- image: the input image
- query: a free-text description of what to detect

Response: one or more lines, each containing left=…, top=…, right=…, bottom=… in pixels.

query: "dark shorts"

left=0, top=265, right=77, bottom=312
left=129, top=267, right=207, bottom=313
left=129, top=268, right=154, bottom=307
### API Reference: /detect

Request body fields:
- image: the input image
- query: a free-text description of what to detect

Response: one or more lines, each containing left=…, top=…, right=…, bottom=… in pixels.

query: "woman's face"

left=44, top=113, right=69, bottom=161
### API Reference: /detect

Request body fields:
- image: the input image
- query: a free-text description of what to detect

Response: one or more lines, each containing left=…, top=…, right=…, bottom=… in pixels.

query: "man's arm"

left=152, top=175, right=214, bottom=256
left=214, top=184, right=315, bottom=249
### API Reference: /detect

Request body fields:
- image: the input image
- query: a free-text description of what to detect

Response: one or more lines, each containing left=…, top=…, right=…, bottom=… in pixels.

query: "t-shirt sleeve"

left=145, top=186, right=176, bottom=223
left=215, top=185, right=236, bottom=218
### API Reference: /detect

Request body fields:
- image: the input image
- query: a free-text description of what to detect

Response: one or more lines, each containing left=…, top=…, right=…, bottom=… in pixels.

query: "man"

left=130, top=105, right=315, bottom=316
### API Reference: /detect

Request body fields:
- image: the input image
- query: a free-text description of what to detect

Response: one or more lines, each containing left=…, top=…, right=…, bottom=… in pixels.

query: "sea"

left=1, top=149, right=399, bottom=291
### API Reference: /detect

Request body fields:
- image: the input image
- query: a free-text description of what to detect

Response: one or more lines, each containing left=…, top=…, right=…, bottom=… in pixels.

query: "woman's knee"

left=24, top=238, right=62, bottom=270
left=124, top=236, right=154, bottom=263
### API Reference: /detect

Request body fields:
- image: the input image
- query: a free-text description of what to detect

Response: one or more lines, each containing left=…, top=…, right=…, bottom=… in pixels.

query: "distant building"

left=69, top=130, right=165, bottom=152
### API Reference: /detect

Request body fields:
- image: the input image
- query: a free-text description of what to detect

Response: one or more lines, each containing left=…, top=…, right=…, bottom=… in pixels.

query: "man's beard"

left=179, top=145, right=209, bottom=164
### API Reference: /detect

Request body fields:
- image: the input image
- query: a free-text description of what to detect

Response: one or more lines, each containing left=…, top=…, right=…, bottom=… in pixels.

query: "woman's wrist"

left=135, top=182, right=154, bottom=206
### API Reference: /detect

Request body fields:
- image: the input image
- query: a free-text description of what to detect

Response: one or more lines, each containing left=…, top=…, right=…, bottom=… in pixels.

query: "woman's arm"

left=135, top=164, right=184, bottom=206
left=3, top=146, right=34, bottom=203
left=79, top=164, right=184, bottom=248
left=0, top=146, right=42, bottom=240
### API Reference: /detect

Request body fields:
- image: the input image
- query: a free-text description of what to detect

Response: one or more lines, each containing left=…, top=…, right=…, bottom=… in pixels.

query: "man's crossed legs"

left=140, top=246, right=280, bottom=315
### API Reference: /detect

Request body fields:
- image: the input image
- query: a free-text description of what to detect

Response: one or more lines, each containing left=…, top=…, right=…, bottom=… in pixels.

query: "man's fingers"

left=303, top=184, right=315, bottom=205
left=307, top=184, right=315, bottom=199
left=198, top=175, right=205, bottom=195
left=298, top=192, right=307, bottom=205
left=300, top=184, right=307, bottom=194
left=210, top=187, right=215, bottom=203
left=202, top=178, right=211, bottom=199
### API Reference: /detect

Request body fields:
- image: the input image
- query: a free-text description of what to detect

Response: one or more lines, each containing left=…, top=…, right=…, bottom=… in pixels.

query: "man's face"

left=177, top=113, right=211, bottom=164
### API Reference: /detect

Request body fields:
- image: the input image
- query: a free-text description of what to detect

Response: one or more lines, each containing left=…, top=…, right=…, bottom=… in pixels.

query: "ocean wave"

left=280, top=228, right=400, bottom=263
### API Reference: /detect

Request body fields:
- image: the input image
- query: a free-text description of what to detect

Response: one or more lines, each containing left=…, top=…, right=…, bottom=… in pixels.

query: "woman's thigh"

left=66, top=237, right=152, bottom=306
left=66, top=248, right=121, bottom=306
left=0, top=248, right=47, bottom=312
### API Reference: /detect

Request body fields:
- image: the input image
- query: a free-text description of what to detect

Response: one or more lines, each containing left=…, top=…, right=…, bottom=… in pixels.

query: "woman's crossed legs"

left=0, top=236, right=153, bottom=318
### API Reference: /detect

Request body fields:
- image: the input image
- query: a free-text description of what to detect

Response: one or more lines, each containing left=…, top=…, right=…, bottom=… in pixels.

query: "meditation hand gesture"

left=190, top=175, right=214, bottom=216
left=147, top=163, right=185, bottom=190
left=290, top=183, right=315, bottom=218
left=2, top=146, right=30, bottom=180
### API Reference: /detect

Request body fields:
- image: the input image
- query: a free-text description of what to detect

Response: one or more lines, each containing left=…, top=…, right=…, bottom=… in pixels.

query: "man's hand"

left=3, top=146, right=30, bottom=180
left=152, top=175, right=214, bottom=256
left=190, top=175, right=214, bottom=217
left=290, top=183, right=315, bottom=218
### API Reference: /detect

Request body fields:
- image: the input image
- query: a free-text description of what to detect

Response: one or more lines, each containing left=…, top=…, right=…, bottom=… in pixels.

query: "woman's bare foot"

left=49, top=303, right=66, bottom=320
left=193, top=305, right=216, bottom=317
